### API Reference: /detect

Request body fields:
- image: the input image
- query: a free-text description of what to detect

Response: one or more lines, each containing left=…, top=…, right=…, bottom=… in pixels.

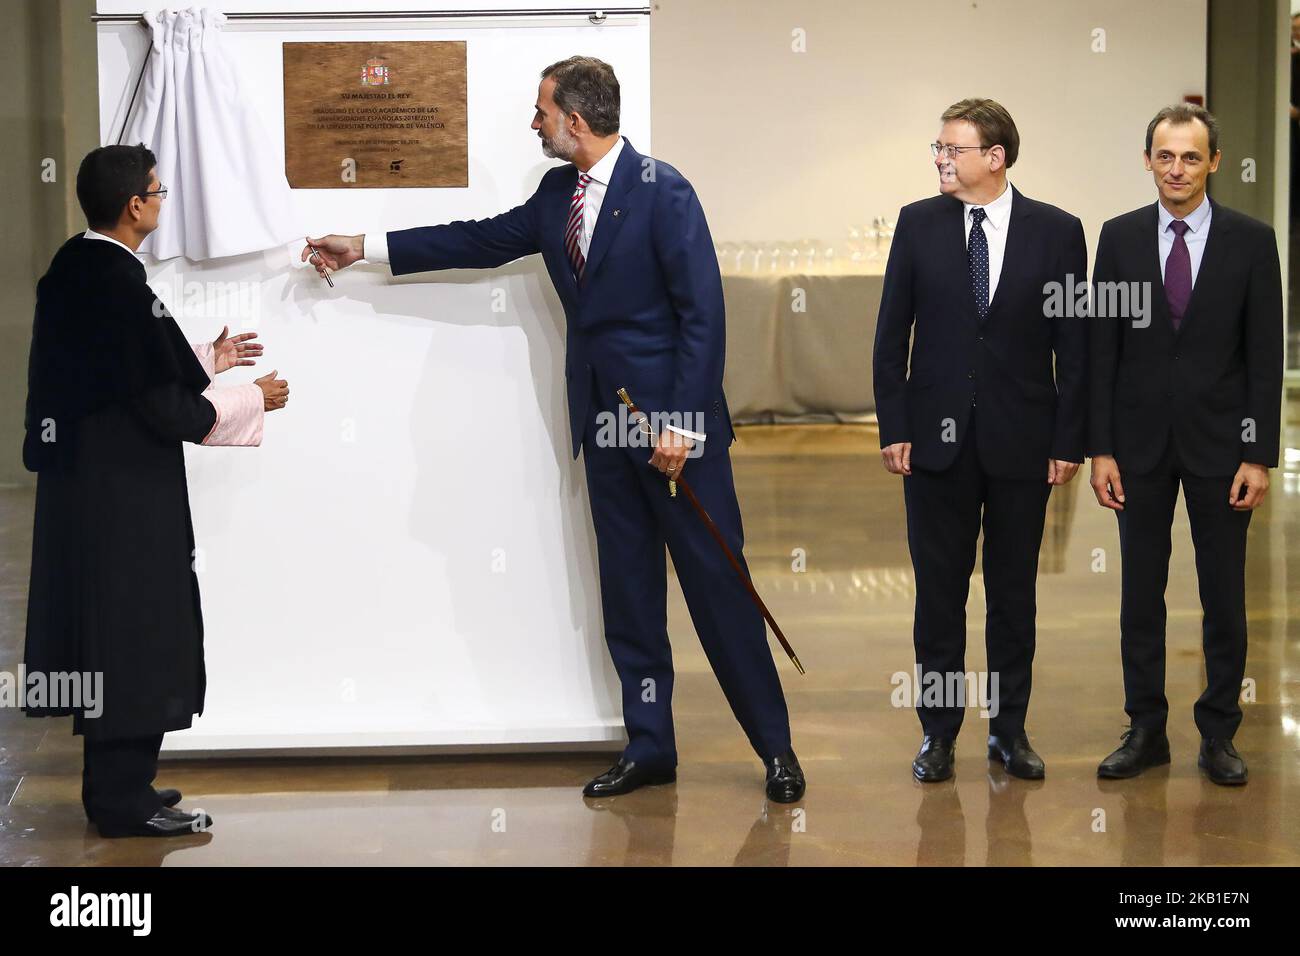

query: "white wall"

left=650, top=0, right=1208, bottom=256
left=96, top=1, right=649, bottom=752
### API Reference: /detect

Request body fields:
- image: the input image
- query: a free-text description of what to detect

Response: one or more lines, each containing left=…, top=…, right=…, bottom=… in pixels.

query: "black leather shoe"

left=1097, top=726, right=1170, bottom=779
left=912, top=736, right=956, bottom=782
left=86, top=788, right=181, bottom=824
left=987, top=732, right=1046, bottom=779
left=96, top=806, right=213, bottom=839
left=582, top=758, right=676, bottom=798
left=764, top=750, right=806, bottom=803
left=1199, top=738, right=1248, bottom=786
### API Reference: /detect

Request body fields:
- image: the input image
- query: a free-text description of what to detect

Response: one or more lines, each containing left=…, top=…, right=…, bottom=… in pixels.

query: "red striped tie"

left=565, top=173, right=593, bottom=282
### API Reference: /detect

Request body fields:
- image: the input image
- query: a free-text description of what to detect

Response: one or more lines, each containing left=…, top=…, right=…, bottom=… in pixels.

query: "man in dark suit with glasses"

left=874, top=98, right=1088, bottom=783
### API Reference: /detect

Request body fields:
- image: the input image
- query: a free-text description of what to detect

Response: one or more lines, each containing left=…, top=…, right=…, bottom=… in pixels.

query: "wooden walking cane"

left=617, top=387, right=805, bottom=675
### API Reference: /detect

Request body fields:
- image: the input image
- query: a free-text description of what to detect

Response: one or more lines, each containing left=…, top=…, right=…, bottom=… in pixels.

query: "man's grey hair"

left=541, top=56, right=620, bottom=136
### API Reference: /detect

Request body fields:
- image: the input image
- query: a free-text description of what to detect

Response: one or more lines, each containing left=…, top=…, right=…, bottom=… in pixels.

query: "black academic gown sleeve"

left=131, top=382, right=217, bottom=444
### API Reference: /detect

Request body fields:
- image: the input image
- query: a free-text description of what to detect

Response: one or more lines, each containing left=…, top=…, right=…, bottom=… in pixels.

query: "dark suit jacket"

left=1088, top=199, right=1282, bottom=476
left=385, top=138, right=734, bottom=460
left=873, top=186, right=1089, bottom=479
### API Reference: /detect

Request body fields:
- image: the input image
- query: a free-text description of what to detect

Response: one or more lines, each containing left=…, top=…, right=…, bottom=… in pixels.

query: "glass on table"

left=799, top=238, right=818, bottom=271
left=846, top=225, right=864, bottom=264
left=716, top=241, right=738, bottom=273
left=766, top=241, right=784, bottom=273
left=865, top=220, right=882, bottom=260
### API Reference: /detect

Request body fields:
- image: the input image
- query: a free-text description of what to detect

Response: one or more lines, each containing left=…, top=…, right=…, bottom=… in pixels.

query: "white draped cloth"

left=121, top=7, right=300, bottom=261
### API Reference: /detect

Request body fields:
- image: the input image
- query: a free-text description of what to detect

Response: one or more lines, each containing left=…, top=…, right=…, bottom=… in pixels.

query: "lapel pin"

left=612, top=209, right=621, bottom=217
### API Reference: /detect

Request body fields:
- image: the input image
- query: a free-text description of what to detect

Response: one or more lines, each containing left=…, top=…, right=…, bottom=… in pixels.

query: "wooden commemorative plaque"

left=283, top=41, right=468, bottom=188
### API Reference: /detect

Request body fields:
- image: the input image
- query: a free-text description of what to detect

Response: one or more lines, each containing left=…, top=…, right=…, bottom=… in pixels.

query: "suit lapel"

left=548, top=167, right=580, bottom=301
left=943, top=196, right=980, bottom=324
left=1175, top=197, right=1225, bottom=338
left=983, top=184, right=1030, bottom=322
left=1136, top=203, right=1173, bottom=336
left=579, top=139, right=639, bottom=296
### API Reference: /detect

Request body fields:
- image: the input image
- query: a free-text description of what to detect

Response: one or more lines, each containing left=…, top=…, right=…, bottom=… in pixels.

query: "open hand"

left=213, top=325, right=261, bottom=374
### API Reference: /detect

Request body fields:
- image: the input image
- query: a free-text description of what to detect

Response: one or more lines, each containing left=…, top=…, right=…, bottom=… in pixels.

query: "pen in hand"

left=305, top=238, right=334, bottom=288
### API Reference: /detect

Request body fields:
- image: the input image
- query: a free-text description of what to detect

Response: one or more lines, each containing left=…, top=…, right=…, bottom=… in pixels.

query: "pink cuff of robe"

left=202, top=384, right=264, bottom=446
left=191, top=341, right=216, bottom=381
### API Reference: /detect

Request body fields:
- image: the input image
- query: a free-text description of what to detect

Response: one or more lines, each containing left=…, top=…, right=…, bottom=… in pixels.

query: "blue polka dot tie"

left=968, top=206, right=989, bottom=321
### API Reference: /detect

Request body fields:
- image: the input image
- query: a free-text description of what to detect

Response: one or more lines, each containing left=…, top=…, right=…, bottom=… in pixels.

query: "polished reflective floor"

left=2, top=412, right=1298, bottom=866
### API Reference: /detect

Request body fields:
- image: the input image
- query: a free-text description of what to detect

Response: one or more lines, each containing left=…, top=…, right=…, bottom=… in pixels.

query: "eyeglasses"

left=930, top=143, right=991, bottom=160
left=139, top=185, right=168, bottom=200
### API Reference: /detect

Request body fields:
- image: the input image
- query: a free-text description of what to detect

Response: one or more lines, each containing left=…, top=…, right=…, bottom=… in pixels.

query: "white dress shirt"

left=573, top=135, right=624, bottom=258
left=1156, top=195, right=1212, bottom=286
left=84, top=229, right=140, bottom=259
left=961, top=182, right=1013, bottom=306
left=364, top=223, right=390, bottom=264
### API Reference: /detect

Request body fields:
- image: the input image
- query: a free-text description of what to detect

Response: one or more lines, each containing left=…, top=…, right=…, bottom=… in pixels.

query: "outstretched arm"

left=302, top=189, right=545, bottom=279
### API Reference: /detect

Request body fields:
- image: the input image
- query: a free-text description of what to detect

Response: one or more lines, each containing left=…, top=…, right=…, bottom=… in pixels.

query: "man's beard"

left=541, top=124, right=578, bottom=161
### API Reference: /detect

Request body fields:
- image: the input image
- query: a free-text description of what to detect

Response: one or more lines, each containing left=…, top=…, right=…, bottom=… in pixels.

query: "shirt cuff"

left=666, top=424, right=706, bottom=442
left=191, top=341, right=216, bottom=381
left=365, top=232, right=389, bottom=264
left=201, top=384, right=264, bottom=446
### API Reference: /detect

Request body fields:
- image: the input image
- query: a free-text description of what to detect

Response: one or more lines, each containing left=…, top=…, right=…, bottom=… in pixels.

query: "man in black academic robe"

left=22, top=144, right=287, bottom=837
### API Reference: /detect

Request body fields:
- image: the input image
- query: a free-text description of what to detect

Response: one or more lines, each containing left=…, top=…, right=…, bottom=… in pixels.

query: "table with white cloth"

left=721, top=264, right=886, bottom=424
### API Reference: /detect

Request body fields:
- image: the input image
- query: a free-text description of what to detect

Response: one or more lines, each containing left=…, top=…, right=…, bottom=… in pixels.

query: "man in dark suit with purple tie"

left=1089, top=104, right=1283, bottom=786
left=303, top=56, right=804, bottom=803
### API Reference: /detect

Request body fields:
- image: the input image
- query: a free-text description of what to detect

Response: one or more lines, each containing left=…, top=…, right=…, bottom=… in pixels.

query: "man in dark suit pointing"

left=304, top=56, right=804, bottom=803
left=1089, top=104, right=1282, bottom=786
left=873, top=98, right=1088, bottom=782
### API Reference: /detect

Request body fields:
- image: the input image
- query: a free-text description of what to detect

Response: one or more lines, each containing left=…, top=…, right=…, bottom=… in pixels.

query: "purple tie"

left=1164, top=219, right=1191, bottom=331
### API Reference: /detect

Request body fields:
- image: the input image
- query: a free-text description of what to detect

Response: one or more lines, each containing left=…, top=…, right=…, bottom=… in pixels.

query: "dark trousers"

left=1115, top=438, right=1251, bottom=739
left=902, top=422, right=1052, bottom=738
left=81, top=734, right=165, bottom=827
left=581, top=380, right=792, bottom=769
